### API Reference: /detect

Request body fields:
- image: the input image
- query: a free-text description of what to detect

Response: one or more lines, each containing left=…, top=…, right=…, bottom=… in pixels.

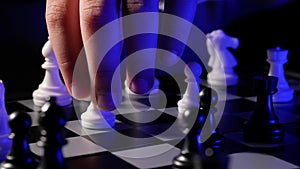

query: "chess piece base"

left=33, top=86, right=72, bottom=107
left=81, top=103, right=116, bottom=129
left=273, top=88, right=294, bottom=103
left=173, top=152, right=194, bottom=169
left=243, top=121, right=284, bottom=144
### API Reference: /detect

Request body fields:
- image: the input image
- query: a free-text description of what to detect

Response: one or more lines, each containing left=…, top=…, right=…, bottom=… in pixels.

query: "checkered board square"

left=2, top=77, right=300, bottom=169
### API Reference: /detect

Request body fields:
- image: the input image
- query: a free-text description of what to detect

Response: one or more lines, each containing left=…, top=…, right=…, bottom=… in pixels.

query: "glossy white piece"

left=81, top=102, right=116, bottom=129
left=177, top=62, right=202, bottom=114
left=267, top=47, right=294, bottom=102
left=206, top=29, right=239, bottom=86
left=0, top=81, right=10, bottom=135
left=0, top=80, right=12, bottom=162
left=32, top=38, right=72, bottom=107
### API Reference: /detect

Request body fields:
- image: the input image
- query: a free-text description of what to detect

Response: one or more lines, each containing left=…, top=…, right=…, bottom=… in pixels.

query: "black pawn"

left=198, top=87, right=223, bottom=150
left=37, top=97, right=68, bottom=169
left=296, top=116, right=300, bottom=136
left=0, top=111, right=38, bottom=169
left=173, top=87, right=228, bottom=169
left=243, top=75, right=284, bottom=144
left=172, top=105, right=198, bottom=169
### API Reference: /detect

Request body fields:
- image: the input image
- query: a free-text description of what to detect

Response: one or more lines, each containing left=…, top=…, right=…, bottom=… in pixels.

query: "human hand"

left=45, top=0, right=198, bottom=111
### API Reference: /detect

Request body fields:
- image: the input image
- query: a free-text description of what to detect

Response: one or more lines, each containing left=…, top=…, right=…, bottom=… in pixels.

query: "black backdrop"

left=0, top=0, right=299, bottom=101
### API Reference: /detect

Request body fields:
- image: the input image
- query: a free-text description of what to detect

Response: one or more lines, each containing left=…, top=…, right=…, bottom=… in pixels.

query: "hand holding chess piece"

left=206, top=29, right=239, bottom=86
left=45, top=0, right=198, bottom=112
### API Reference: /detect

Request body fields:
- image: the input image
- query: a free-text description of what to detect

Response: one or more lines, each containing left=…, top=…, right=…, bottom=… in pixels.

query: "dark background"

left=0, top=0, right=299, bottom=101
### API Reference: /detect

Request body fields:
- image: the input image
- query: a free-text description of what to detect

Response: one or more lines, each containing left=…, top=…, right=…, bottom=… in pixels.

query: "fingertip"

left=71, top=84, right=91, bottom=100
left=96, top=93, right=122, bottom=111
left=157, top=50, right=180, bottom=66
left=129, top=76, right=155, bottom=95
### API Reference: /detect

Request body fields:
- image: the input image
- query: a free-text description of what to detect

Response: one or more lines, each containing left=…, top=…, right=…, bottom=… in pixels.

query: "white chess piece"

left=267, top=47, right=294, bottom=102
left=206, top=29, right=239, bottom=86
left=81, top=102, right=116, bottom=129
left=177, top=62, right=202, bottom=114
left=32, top=38, right=72, bottom=107
left=0, top=80, right=12, bottom=161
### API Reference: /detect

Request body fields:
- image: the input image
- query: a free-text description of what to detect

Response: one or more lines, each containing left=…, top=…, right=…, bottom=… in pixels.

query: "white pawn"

left=267, top=47, right=294, bottom=102
left=32, top=38, right=72, bottom=107
left=0, top=80, right=12, bottom=162
left=206, top=29, right=239, bottom=86
left=177, top=62, right=202, bottom=114
left=81, top=102, right=116, bottom=129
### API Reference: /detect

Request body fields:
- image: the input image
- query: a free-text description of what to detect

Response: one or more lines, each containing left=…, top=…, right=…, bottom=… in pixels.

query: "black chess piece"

left=172, top=105, right=198, bottom=169
left=243, top=75, right=284, bottom=144
left=296, top=116, right=300, bottom=136
left=37, top=97, right=69, bottom=169
left=0, top=111, right=38, bottom=169
left=173, top=87, right=228, bottom=169
left=198, top=87, right=223, bottom=150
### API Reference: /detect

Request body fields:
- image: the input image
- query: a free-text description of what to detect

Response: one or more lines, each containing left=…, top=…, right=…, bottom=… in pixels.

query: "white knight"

left=206, top=29, right=239, bottom=86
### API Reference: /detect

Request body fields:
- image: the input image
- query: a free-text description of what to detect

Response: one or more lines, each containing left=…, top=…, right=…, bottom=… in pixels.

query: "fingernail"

left=158, top=50, right=179, bottom=66
left=71, top=83, right=80, bottom=98
left=97, top=94, right=116, bottom=111
left=130, top=78, right=150, bottom=95
left=72, top=83, right=90, bottom=100
left=71, top=71, right=92, bottom=99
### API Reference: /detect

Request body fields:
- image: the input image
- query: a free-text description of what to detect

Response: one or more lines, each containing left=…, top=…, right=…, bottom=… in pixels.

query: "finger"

left=45, top=0, right=90, bottom=99
left=123, top=0, right=159, bottom=94
left=158, top=0, right=198, bottom=66
left=80, top=0, right=122, bottom=111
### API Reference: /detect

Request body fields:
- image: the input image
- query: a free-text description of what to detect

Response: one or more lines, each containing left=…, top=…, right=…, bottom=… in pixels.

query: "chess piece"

left=80, top=102, right=116, bottom=129
left=37, top=97, right=69, bottom=169
left=0, top=111, right=38, bottom=169
left=206, top=29, right=239, bottom=86
left=177, top=62, right=202, bottom=114
left=296, top=116, right=300, bottom=136
left=198, top=88, right=223, bottom=150
left=173, top=87, right=228, bottom=169
left=267, top=47, right=294, bottom=102
left=32, top=38, right=72, bottom=107
left=243, top=76, right=284, bottom=144
left=0, top=81, right=12, bottom=162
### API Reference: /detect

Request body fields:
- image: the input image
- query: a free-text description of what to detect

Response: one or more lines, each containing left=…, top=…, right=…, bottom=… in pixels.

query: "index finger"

left=45, top=0, right=91, bottom=99
left=80, top=0, right=122, bottom=111
left=158, top=0, right=198, bottom=66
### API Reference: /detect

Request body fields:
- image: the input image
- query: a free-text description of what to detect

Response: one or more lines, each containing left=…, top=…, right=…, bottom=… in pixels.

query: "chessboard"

left=2, top=75, right=300, bottom=169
